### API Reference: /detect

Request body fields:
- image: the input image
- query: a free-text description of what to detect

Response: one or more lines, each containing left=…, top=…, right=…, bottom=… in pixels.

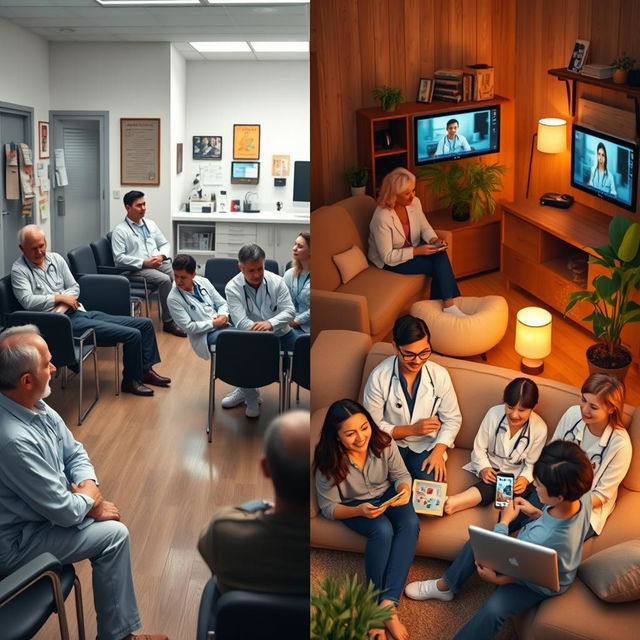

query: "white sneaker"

left=245, top=397, right=261, bottom=418
left=404, top=579, right=453, bottom=601
left=443, top=304, right=466, bottom=317
left=221, top=388, right=245, bottom=408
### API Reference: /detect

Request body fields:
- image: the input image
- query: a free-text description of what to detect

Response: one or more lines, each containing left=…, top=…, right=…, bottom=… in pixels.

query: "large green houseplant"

left=417, top=160, right=506, bottom=221
left=311, top=574, right=392, bottom=640
left=565, top=216, right=640, bottom=378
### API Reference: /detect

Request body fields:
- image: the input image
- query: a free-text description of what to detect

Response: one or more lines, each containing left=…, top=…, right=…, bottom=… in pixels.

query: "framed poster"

left=233, top=124, right=260, bottom=160
left=271, top=154, right=290, bottom=176
left=38, top=121, right=49, bottom=159
left=120, top=118, right=160, bottom=186
left=193, top=135, right=222, bottom=160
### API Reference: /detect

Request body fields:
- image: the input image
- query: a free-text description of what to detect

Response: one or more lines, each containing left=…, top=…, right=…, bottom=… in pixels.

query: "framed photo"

left=416, top=78, right=433, bottom=103
left=567, top=39, right=590, bottom=72
left=412, top=479, right=447, bottom=517
left=233, top=124, right=260, bottom=160
left=38, top=121, right=49, bottom=159
left=231, top=160, right=260, bottom=185
left=176, top=143, right=183, bottom=174
left=272, top=154, right=290, bottom=176
left=120, top=118, right=160, bottom=186
left=193, top=135, right=222, bottom=160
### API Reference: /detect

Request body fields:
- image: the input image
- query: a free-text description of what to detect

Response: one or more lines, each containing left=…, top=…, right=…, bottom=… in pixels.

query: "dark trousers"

left=384, top=252, right=460, bottom=300
left=70, top=311, right=160, bottom=382
left=399, top=446, right=438, bottom=481
left=342, top=485, right=419, bottom=603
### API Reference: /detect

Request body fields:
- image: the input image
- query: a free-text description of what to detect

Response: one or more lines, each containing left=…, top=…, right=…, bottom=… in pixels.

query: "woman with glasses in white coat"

left=363, top=314, right=462, bottom=482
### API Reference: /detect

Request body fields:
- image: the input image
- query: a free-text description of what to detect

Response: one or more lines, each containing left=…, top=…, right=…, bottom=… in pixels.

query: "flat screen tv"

left=414, top=104, right=500, bottom=165
left=571, top=124, right=638, bottom=212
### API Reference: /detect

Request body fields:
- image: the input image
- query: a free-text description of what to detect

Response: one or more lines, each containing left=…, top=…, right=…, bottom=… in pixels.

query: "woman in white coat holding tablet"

left=363, top=314, right=462, bottom=482
left=368, top=167, right=464, bottom=316
left=167, top=253, right=230, bottom=359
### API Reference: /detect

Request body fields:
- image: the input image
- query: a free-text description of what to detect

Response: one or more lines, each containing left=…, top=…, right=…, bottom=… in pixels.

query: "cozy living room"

left=310, top=1, right=640, bottom=639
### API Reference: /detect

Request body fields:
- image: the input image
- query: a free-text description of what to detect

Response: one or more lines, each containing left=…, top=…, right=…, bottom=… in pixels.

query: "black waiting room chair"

left=204, top=257, right=280, bottom=299
left=287, top=333, right=310, bottom=408
left=0, top=552, right=85, bottom=640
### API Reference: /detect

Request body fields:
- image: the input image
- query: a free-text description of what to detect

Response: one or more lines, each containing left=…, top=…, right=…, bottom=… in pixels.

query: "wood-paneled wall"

left=312, top=0, right=640, bottom=220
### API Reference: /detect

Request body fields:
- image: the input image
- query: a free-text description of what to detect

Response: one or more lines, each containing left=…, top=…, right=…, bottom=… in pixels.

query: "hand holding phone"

left=494, top=473, right=514, bottom=508
left=430, top=240, right=446, bottom=249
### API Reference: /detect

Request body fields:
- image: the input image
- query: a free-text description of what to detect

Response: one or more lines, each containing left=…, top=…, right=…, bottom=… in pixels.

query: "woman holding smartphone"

left=314, top=399, right=419, bottom=640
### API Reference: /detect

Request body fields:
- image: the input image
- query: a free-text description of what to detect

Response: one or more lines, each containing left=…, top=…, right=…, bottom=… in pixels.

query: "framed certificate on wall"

left=233, top=124, right=260, bottom=160
left=121, top=118, right=160, bottom=186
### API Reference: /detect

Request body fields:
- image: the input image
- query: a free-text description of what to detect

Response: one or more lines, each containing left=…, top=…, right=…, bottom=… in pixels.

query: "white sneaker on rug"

left=221, top=387, right=245, bottom=408
left=245, top=397, right=261, bottom=418
left=405, top=579, right=453, bottom=601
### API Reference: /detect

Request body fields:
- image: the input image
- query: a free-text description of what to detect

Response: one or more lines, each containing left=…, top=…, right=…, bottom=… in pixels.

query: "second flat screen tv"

left=414, top=104, right=500, bottom=165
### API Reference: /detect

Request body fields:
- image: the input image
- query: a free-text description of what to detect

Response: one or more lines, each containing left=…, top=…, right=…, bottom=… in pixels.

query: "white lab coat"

left=553, top=405, right=632, bottom=535
left=462, top=404, right=548, bottom=482
left=367, top=197, right=437, bottom=269
left=166, top=276, right=228, bottom=360
left=588, top=168, right=617, bottom=197
left=111, top=217, right=170, bottom=270
left=434, top=133, right=471, bottom=156
left=363, top=355, right=461, bottom=454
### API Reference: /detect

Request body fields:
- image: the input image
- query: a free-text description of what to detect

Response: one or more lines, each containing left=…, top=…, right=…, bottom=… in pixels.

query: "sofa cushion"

left=334, top=194, right=377, bottom=248
left=332, top=245, right=369, bottom=284
left=338, top=268, right=426, bottom=337
left=578, top=539, right=640, bottom=603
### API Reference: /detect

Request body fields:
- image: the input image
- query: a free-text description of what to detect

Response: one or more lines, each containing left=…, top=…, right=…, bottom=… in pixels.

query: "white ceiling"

left=0, top=0, right=309, bottom=60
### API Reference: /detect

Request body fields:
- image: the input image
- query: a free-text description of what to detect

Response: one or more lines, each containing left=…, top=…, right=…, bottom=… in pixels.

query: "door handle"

left=57, top=195, right=65, bottom=216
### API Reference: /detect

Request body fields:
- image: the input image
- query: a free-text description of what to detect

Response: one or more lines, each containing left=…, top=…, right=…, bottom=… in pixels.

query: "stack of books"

left=581, top=64, right=615, bottom=79
left=433, top=69, right=464, bottom=102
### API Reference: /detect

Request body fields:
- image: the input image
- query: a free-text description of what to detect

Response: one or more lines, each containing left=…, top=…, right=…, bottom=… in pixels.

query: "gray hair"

left=238, top=243, right=266, bottom=264
left=18, top=224, right=44, bottom=246
left=0, top=325, right=42, bottom=390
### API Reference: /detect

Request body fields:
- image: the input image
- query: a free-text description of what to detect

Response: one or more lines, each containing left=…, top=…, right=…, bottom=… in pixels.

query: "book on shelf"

left=433, top=86, right=461, bottom=95
left=580, top=63, right=614, bottom=79
left=465, top=64, right=494, bottom=100
left=434, top=78, right=462, bottom=88
left=433, top=94, right=463, bottom=103
left=463, top=73, right=474, bottom=101
left=435, top=68, right=464, bottom=80
left=412, top=479, right=448, bottom=517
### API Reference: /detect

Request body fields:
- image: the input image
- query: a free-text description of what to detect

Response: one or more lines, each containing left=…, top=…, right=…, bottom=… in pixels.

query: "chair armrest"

left=310, top=289, right=369, bottom=337
left=97, top=266, right=128, bottom=275
left=73, top=327, right=96, bottom=349
left=0, top=552, right=61, bottom=604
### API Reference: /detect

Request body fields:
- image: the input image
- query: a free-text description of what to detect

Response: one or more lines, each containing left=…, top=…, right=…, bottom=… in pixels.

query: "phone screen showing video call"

left=495, top=474, right=514, bottom=508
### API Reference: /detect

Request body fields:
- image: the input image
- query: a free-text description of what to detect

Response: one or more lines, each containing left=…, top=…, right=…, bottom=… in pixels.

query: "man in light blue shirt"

left=224, top=244, right=296, bottom=417
left=434, top=119, right=472, bottom=157
left=0, top=326, right=166, bottom=640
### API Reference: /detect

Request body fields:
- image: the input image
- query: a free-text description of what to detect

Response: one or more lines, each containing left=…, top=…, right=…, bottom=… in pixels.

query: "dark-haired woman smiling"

left=314, top=399, right=419, bottom=640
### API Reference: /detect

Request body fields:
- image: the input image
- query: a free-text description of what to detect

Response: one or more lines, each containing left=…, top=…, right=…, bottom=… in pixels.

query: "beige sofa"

left=311, top=195, right=452, bottom=342
left=310, top=330, right=640, bottom=639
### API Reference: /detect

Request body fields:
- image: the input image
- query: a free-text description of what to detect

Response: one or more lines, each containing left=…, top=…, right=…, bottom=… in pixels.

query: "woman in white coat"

left=167, top=253, right=230, bottom=360
left=368, top=167, right=464, bottom=316
left=363, top=314, right=462, bottom=481
left=283, top=232, right=310, bottom=335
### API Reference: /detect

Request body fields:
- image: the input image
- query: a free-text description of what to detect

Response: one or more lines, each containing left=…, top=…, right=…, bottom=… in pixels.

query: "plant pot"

left=381, top=104, right=397, bottom=112
left=452, top=202, right=470, bottom=222
left=586, top=343, right=632, bottom=382
left=350, top=186, right=366, bottom=197
left=612, top=69, right=628, bottom=84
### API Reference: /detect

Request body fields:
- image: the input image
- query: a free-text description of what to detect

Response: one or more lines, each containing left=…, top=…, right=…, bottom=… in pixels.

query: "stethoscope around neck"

left=492, top=414, right=531, bottom=465
left=23, top=255, right=59, bottom=291
left=564, top=418, right=614, bottom=470
left=177, top=281, right=213, bottom=313
left=591, top=167, right=609, bottom=188
left=244, top=279, right=277, bottom=313
left=383, top=356, right=439, bottom=416
left=125, top=217, right=151, bottom=237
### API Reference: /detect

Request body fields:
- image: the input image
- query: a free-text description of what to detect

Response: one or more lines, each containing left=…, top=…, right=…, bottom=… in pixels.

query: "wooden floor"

left=34, top=322, right=309, bottom=640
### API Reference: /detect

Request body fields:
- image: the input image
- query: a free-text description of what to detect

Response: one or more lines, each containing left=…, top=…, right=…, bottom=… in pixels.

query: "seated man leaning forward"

left=167, top=253, right=230, bottom=359
left=0, top=326, right=167, bottom=640
left=224, top=244, right=296, bottom=418
left=198, top=409, right=309, bottom=595
left=111, top=190, right=186, bottom=337
left=12, top=225, right=170, bottom=396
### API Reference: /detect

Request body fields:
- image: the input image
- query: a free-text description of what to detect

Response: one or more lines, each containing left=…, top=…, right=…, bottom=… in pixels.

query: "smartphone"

left=431, top=241, right=446, bottom=248
left=378, top=492, right=403, bottom=509
left=494, top=473, right=514, bottom=508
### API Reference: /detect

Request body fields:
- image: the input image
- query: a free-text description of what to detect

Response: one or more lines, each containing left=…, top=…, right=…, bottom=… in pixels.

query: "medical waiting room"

left=0, top=1, right=309, bottom=639
left=311, top=1, right=640, bottom=639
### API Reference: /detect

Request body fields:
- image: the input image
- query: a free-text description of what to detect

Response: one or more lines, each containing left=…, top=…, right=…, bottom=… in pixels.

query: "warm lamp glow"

left=515, top=307, right=552, bottom=374
left=537, top=118, right=567, bottom=154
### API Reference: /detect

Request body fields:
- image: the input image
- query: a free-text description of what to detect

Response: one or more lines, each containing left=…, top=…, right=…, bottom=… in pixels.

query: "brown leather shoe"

left=121, top=380, right=154, bottom=396
left=142, top=368, right=171, bottom=387
left=163, top=320, right=187, bottom=337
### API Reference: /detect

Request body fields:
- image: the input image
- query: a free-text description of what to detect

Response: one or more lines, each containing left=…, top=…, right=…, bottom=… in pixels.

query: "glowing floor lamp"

left=515, top=307, right=552, bottom=375
left=525, top=118, right=567, bottom=198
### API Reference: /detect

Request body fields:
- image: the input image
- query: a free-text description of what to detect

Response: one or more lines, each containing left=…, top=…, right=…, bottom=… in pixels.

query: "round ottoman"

left=410, top=296, right=508, bottom=357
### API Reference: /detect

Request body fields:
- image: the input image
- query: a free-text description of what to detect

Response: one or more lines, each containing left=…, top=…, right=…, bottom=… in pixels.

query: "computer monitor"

left=293, top=160, right=310, bottom=203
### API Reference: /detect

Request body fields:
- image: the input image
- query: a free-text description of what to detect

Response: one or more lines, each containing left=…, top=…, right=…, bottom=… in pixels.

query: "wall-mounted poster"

left=120, top=118, right=160, bottom=186
left=272, top=154, right=290, bottom=176
left=38, top=121, right=49, bottom=159
left=193, top=136, right=222, bottom=160
left=233, top=124, right=260, bottom=160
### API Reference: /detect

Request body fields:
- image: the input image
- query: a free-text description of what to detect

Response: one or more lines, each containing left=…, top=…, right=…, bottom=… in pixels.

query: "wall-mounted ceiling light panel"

left=250, top=42, right=309, bottom=52
left=190, top=41, right=252, bottom=52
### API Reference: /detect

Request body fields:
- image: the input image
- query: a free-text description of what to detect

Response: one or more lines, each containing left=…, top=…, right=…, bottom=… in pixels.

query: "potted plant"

left=311, top=574, right=393, bottom=640
left=610, top=52, right=635, bottom=84
left=565, top=216, right=640, bottom=381
left=344, top=165, right=370, bottom=196
left=372, top=86, right=404, bottom=112
left=417, top=160, right=507, bottom=221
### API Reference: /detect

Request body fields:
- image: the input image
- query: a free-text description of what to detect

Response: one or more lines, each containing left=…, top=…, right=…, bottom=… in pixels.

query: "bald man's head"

left=263, top=410, right=309, bottom=507
left=18, top=225, right=48, bottom=267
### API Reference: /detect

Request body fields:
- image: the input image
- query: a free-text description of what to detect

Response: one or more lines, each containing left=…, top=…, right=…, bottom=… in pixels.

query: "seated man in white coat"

left=0, top=326, right=166, bottom=640
left=111, top=190, right=186, bottom=337
left=224, top=244, right=296, bottom=418
left=167, top=253, right=230, bottom=359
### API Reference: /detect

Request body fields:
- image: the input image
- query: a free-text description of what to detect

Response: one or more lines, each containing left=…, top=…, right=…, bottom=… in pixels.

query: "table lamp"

left=525, top=118, right=567, bottom=198
left=515, top=307, right=552, bottom=374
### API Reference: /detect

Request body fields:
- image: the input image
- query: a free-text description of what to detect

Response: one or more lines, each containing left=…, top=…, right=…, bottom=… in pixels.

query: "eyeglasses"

left=398, top=348, right=432, bottom=362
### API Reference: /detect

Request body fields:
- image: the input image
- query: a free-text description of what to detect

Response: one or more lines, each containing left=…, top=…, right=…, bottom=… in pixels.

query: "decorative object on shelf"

left=192, top=135, right=222, bottom=160
left=565, top=216, right=640, bottom=381
left=371, top=85, right=404, bottom=112
left=567, top=39, right=590, bottom=73
left=311, top=574, right=392, bottom=640
left=233, top=124, right=260, bottom=160
left=610, top=52, right=636, bottom=84
left=120, top=117, right=160, bottom=186
left=343, top=165, right=369, bottom=196
left=525, top=117, right=567, bottom=199
left=176, top=143, right=183, bottom=174
left=38, top=121, right=49, bottom=159
left=580, top=63, right=614, bottom=80
left=272, top=154, right=290, bottom=176
left=464, top=64, right=495, bottom=101
left=515, top=307, right=552, bottom=375
left=418, top=160, right=506, bottom=222
left=190, top=172, right=203, bottom=199
left=416, top=77, right=434, bottom=103
left=243, top=190, right=260, bottom=213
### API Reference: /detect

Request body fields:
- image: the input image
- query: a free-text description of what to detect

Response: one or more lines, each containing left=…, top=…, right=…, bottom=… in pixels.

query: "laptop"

left=468, top=525, right=560, bottom=592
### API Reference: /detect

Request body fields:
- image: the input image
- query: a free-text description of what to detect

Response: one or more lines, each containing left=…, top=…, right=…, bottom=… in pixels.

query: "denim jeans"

left=399, top=446, right=438, bottom=481
left=384, top=252, right=460, bottom=300
left=342, top=485, right=419, bottom=603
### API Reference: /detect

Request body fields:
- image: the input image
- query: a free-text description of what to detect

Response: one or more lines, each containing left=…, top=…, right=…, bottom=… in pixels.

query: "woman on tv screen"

left=588, top=142, right=617, bottom=196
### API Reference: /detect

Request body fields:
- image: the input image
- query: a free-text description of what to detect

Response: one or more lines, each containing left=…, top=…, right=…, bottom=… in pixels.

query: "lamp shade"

left=515, top=306, right=552, bottom=362
left=537, top=118, right=567, bottom=154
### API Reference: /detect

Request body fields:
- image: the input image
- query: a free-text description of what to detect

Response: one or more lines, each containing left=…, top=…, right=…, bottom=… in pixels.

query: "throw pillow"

left=332, top=245, right=369, bottom=284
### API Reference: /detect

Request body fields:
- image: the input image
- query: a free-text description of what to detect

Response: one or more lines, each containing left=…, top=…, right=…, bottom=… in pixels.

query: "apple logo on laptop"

left=508, top=557, right=520, bottom=567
